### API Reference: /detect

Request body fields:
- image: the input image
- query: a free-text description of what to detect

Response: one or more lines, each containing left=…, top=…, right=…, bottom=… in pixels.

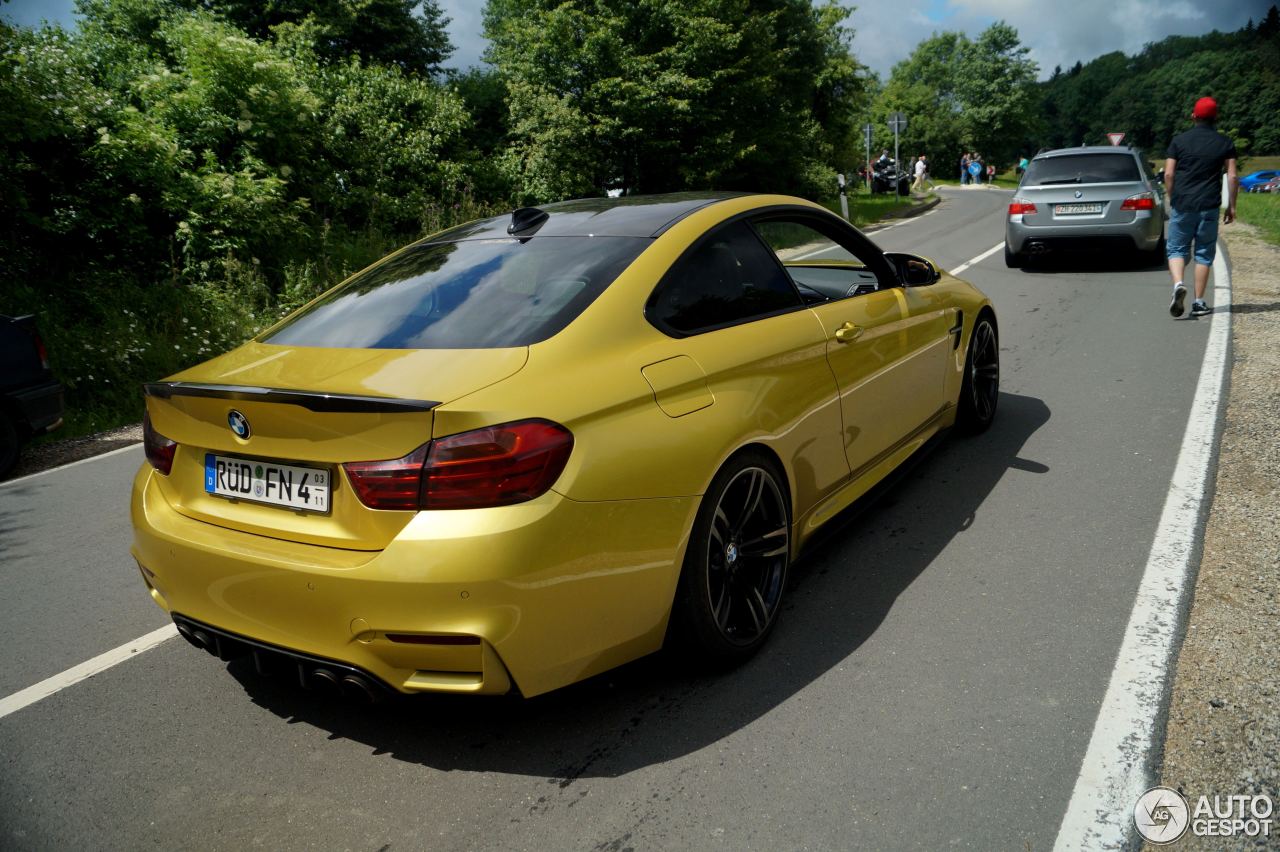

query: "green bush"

left=1, top=5, right=506, bottom=439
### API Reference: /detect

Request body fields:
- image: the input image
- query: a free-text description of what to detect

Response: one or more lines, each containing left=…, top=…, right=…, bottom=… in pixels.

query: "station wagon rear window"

left=263, top=237, right=648, bottom=349
left=1023, top=154, right=1142, bottom=186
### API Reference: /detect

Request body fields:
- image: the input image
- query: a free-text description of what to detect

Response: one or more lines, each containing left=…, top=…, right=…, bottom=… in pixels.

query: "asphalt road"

left=0, top=188, right=1217, bottom=850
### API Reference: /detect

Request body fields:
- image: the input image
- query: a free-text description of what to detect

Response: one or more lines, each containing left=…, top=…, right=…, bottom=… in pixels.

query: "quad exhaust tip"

left=174, top=616, right=387, bottom=704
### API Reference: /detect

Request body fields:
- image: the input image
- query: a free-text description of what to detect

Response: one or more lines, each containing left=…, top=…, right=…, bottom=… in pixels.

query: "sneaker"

left=1190, top=300, right=1212, bottom=316
left=1169, top=285, right=1187, bottom=317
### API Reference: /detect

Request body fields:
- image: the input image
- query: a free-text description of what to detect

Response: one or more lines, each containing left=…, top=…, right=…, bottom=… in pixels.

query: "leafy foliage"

left=177, top=0, right=455, bottom=74
left=1040, top=14, right=1280, bottom=157
left=0, top=1, right=493, bottom=436
left=871, top=23, right=1039, bottom=176
left=483, top=0, right=871, bottom=201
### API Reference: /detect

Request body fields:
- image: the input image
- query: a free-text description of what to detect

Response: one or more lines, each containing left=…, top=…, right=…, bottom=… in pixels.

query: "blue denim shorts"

left=1166, top=207, right=1220, bottom=265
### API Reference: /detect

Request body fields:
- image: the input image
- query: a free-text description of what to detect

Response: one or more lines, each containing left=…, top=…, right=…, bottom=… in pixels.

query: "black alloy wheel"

left=957, top=315, right=999, bottom=434
left=672, top=452, right=791, bottom=665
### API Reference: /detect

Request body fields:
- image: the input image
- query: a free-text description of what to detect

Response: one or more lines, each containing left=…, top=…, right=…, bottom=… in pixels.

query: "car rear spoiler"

left=143, top=382, right=439, bottom=414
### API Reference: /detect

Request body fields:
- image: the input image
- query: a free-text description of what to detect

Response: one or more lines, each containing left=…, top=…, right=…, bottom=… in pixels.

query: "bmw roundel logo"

left=228, top=409, right=251, bottom=440
left=1074, top=190, right=1083, bottom=198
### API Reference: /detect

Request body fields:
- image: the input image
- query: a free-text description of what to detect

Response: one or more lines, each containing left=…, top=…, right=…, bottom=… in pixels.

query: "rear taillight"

left=343, top=445, right=430, bottom=511
left=33, top=331, right=49, bottom=370
left=143, top=411, right=177, bottom=475
left=1008, top=198, right=1037, bottom=215
left=1121, top=192, right=1155, bottom=211
left=343, top=419, right=574, bottom=511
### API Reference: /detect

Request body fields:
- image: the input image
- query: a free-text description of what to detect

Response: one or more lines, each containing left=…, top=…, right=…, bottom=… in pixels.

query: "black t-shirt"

left=1167, top=124, right=1237, bottom=212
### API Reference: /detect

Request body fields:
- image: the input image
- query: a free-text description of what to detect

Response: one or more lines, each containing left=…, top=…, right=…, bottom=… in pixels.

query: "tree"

left=955, top=22, right=1039, bottom=164
left=872, top=22, right=1038, bottom=176
left=183, top=0, right=454, bottom=74
left=483, top=0, right=870, bottom=201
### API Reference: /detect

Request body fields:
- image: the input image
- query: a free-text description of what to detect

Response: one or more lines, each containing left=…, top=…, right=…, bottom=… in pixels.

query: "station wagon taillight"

left=1121, top=192, right=1156, bottom=211
left=344, top=419, right=574, bottom=511
left=33, top=330, right=49, bottom=370
left=143, top=411, right=177, bottom=475
left=1008, top=198, right=1037, bottom=216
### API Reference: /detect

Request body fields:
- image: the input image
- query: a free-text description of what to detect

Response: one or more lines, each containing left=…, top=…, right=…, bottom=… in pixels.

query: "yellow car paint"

left=131, top=193, right=996, bottom=698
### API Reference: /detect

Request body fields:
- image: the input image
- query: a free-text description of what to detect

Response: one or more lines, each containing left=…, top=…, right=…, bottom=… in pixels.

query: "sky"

left=3, top=0, right=1274, bottom=81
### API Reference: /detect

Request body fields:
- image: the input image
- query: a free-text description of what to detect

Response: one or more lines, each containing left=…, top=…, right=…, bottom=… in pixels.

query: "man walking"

left=1166, top=96, right=1238, bottom=318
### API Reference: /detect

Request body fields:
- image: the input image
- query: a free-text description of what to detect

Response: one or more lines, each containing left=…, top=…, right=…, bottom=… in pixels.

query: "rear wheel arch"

left=668, top=444, right=794, bottom=665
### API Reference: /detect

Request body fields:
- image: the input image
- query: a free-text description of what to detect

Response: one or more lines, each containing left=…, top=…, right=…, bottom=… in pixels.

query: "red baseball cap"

left=1193, top=97, right=1218, bottom=120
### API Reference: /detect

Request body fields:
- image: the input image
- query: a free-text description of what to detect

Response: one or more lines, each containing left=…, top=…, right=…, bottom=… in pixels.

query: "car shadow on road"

left=226, top=391, right=1052, bottom=783
left=1014, top=253, right=1165, bottom=274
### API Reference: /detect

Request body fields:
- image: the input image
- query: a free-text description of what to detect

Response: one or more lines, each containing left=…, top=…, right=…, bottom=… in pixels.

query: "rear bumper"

left=1006, top=215, right=1162, bottom=255
left=131, top=464, right=698, bottom=697
left=6, top=380, right=63, bottom=435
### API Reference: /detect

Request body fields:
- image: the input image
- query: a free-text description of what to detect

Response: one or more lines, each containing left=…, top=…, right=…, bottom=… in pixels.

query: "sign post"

left=863, top=123, right=874, bottom=192
left=888, top=112, right=908, bottom=200
left=837, top=173, right=849, bottom=220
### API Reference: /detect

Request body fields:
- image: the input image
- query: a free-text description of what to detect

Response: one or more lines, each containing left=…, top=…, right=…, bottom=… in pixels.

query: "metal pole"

left=863, top=123, right=873, bottom=193
left=838, top=173, right=849, bottom=221
left=894, top=126, right=900, bottom=202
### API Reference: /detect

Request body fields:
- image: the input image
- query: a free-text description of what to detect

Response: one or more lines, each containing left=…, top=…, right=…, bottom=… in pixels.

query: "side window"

left=754, top=217, right=883, bottom=302
left=648, top=221, right=802, bottom=335
left=754, top=220, right=859, bottom=265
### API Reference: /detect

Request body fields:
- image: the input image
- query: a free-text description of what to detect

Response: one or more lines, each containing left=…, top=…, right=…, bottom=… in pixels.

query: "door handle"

left=834, top=323, right=864, bottom=344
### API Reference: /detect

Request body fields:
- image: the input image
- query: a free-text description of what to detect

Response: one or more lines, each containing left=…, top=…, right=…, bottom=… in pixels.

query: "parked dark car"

left=1, top=314, right=64, bottom=477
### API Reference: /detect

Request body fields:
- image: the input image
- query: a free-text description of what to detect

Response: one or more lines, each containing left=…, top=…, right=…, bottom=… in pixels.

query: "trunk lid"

left=1017, top=182, right=1145, bottom=227
left=144, top=342, right=527, bottom=550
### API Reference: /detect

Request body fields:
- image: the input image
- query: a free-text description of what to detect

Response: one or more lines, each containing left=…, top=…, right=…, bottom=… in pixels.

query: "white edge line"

left=0, top=624, right=179, bottom=720
left=1053, top=250, right=1232, bottom=850
left=0, top=441, right=143, bottom=488
left=951, top=242, right=1004, bottom=276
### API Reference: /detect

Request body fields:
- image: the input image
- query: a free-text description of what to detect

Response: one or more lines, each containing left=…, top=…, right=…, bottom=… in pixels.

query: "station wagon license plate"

left=204, top=453, right=331, bottom=513
left=1054, top=203, right=1103, bottom=215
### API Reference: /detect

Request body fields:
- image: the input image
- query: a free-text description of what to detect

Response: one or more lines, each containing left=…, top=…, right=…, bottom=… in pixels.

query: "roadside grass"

left=1239, top=154, right=1280, bottom=173
left=819, top=191, right=931, bottom=227
left=27, top=207, right=499, bottom=445
left=1237, top=193, right=1280, bottom=246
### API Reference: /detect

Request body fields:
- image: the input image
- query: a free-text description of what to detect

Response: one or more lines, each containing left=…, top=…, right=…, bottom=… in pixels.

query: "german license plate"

left=1054, top=203, right=1103, bottom=215
left=204, top=453, right=331, bottom=513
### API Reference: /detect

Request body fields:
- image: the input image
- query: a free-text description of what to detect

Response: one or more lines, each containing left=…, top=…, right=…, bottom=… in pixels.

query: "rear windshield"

left=263, top=237, right=648, bottom=349
left=1023, top=154, right=1142, bottom=186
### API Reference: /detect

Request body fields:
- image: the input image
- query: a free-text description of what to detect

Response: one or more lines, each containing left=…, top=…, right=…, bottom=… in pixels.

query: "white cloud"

left=853, top=0, right=1267, bottom=79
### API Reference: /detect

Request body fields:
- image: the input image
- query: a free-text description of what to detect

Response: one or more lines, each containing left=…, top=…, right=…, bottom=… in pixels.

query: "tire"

left=1004, top=243, right=1023, bottom=268
left=1145, top=234, right=1166, bottom=268
left=956, top=314, right=999, bottom=435
left=670, top=451, right=791, bottom=667
left=0, top=415, right=21, bottom=480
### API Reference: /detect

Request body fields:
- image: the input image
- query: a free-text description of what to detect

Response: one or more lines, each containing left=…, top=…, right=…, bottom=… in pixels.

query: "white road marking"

left=0, top=624, right=179, bottom=720
left=1053, top=250, right=1233, bottom=849
left=950, top=242, right=1004, bottom=276
left=0, top=441, right=142, bottom=488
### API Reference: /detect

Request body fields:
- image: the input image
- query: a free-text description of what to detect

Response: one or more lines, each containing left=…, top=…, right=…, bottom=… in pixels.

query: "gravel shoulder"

left=5, top=422, right=142, bottom=482
left=1151, top=221, right=1280, bottom=846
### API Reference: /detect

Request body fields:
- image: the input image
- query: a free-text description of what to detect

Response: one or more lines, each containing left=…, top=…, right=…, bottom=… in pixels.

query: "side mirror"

left=884, top=252, right=941, bottom=286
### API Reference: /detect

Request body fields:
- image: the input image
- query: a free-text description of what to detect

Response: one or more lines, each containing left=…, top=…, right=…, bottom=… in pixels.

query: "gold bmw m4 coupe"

left=131, top=193, right=999, bottom=699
